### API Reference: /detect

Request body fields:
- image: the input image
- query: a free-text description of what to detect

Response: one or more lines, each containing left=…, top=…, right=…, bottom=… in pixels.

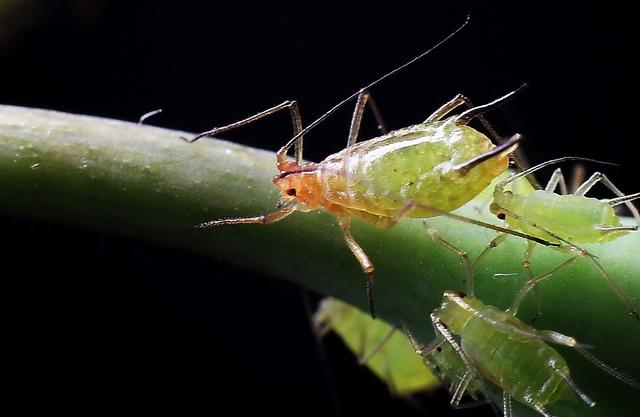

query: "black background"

left=2, top=2, right=637, bottom=416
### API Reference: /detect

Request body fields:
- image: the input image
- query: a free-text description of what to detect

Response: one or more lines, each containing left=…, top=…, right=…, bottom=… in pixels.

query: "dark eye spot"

left=436, top=346, right=442, bottom=353
left=497, top=213, right=506, bottom=220
left=454, top=291, right=467, bottom=298
left=286, top=188, right=297, bottom=196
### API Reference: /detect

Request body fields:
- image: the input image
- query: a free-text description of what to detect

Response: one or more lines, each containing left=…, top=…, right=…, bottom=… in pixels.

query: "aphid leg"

left=423, top=227, right=474, bottom=295
left=508, top=256, right=579, bottom=317
left=336, top=215, right=376, bottom=318
left=495, top=156, right=616, bottom=192
left=424, top=94, right=472, bottom=123
left=346, top=89, right=388, bottom=148
left=532, top=405, right=554, bottom=417
left=193, top=201, right=297, bottom=230
left=425, top=93, right=510, bottom=150
left=470, top=234, right=509, bottom=272
left=430, top=315, right=488, bottom=406
left=582, top=254, right=640, bottom=320
left=395, top=201, right=556, bottom=249
left=544, top=168, right=569, bottom=195
left=401, top=320, right=446, bottom=357
left=574, top=345, right=640, bottom=389
left=574, top=172, right=640, bottom=224
left=557, top=372, right=596, bottom=407
left=357, top=325, right=398, bottom=365
left=431, top=314, right=480, bottom=384
left=450, top=371, right=474, bottom=408
left=522, top=241, right=544, bottom=321
left=503, top=392, right=512, bottom=417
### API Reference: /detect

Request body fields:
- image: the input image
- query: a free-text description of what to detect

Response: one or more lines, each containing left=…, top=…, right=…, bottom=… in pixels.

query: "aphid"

left=488, top=158, right=640, bottom=318
left=183, top=17, right=526, bottom=317
left=415, top=291, right=640, bottom=417
left=399, top=158, right=640, bottom=320
left=313, top=297, right=436, bottom=396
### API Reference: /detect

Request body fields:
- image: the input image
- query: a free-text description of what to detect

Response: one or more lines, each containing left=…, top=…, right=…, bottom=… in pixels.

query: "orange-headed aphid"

left=184, top=18, right=525, bottom=317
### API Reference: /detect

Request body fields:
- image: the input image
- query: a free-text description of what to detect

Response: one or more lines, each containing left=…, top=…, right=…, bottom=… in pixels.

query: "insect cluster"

left=183, top=20, right=640, bottom=417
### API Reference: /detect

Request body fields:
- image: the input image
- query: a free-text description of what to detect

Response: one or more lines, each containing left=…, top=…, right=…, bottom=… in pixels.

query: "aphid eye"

left=454, top=291, right=467, bottom=298
left=286, top=188, right=297, bottom=196
left=436, top=346, right=442, bottom=353
left=497, top=212, right=506, bottom=220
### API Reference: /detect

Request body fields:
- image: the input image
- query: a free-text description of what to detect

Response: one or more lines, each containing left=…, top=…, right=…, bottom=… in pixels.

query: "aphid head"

left=273, top=163, right=322, bottom=210
left=489, top=202, right=507, bottom=220
left=436, top=292, right=472, bottom=333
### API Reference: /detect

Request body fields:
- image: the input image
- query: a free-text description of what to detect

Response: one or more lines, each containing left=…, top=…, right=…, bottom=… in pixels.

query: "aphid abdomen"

left=502, top=191, right=625, bottom=244
left=460, top=304, right=575, bottom=406
left=319, top=118, right=508, bottom=219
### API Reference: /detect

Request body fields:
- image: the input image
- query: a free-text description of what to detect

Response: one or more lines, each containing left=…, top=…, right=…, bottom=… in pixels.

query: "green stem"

left=1, top=105, right=638, bottom=417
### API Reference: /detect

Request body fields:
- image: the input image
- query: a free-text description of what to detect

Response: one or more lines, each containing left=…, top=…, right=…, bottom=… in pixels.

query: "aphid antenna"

left=574, top=345, right=640, bottom=390
left=278, top=15, right=471, bottom=156
left=497, top=156, right=619, bottom=189
left=357, top=324, right=399, bottom=365
left=608, top=191, right=640, bottom=207
left=455, top=83, right=528, bottom=125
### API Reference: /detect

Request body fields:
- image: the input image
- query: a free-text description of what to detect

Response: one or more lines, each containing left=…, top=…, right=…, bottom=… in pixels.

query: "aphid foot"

left=366, top=272, right=376, bottom=319
left=531, top=311, right=543, bottom=324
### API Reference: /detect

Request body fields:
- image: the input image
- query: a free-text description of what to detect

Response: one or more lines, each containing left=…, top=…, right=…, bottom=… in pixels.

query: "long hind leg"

left=346, top=89, right=389, bottom=147
left=425, top=94, right=502, bottom=143
left=508, top=254, right=579, bottom=317
left=545, top=168, right=569, bottom=194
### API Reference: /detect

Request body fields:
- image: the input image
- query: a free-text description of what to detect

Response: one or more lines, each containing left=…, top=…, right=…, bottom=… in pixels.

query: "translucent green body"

left=424, top=342, right=484, bottom=400
left=318, top=117, right=508, bottom=219
left=313, top=298, right=436, bottom=396
left=435, top=293, right=576, bottom=409
left=493, top=189, right=625, bottom=244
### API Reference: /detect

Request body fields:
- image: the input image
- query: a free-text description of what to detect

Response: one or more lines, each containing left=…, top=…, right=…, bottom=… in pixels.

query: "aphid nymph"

left=412, top=291, right=640, bottom=417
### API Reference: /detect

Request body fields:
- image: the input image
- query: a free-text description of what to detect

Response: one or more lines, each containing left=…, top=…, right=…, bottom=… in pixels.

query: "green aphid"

left=181, top=18, right=527, bottom=317
left=421, top=291, right=640, bottom=417
left=313, top=297, right=437, bottom=397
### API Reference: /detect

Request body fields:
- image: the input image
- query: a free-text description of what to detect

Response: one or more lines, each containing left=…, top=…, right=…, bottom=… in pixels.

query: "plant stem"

left=1, top=105, right=638, bottom=416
